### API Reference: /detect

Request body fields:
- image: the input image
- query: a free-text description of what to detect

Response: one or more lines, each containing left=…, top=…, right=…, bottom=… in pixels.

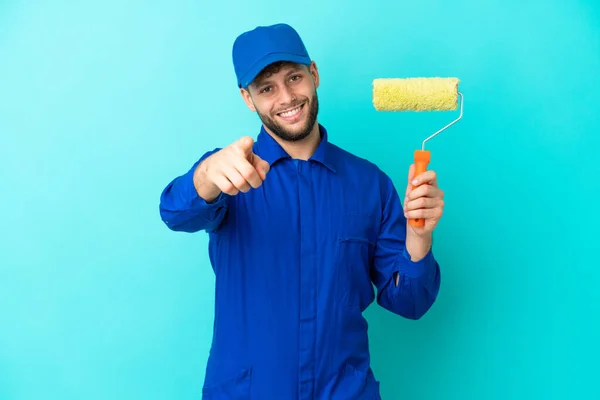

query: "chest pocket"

left=336, top=214, right=376, bottom=310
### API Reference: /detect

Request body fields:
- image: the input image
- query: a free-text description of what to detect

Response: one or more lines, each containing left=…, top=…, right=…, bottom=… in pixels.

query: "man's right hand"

left=193, top=136, right=270, bottom=202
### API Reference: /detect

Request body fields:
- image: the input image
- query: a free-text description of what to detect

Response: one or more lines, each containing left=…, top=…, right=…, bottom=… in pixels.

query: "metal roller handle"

left=422, top=92, right=464, bottom=150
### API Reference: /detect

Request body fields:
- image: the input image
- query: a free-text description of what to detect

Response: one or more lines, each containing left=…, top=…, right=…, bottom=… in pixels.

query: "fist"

left=195, top=136, right=270, bottom=201
left=403, top=164, right=445, bottom=234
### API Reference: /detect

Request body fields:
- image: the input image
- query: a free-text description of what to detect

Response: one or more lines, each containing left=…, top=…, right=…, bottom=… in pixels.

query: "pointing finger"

left=233, top=136, right=255, bottom=157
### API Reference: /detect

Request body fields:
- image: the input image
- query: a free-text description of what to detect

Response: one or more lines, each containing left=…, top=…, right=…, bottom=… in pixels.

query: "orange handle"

left=408, top=149, right=431, bottom=227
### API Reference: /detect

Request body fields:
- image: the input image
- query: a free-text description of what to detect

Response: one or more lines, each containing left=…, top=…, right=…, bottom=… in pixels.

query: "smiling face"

left=240, top=61, right=320, bottom=142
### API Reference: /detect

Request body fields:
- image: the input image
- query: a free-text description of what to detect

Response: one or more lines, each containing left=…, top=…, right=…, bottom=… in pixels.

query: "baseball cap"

left=232, top=23, right=311, bottom=88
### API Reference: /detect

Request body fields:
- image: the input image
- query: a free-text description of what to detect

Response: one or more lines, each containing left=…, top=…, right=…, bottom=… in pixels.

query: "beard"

left=255, top=92, right=319, bottom=142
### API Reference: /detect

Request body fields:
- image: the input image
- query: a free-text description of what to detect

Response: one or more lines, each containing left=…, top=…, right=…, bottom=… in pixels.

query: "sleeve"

left=370, top=171, right=441, bottom=320
left=158, top=149, right=229, bottom=233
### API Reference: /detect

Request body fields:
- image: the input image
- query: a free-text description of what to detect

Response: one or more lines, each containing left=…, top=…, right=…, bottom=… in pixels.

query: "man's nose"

left=278, top=84, right=295, bottom=106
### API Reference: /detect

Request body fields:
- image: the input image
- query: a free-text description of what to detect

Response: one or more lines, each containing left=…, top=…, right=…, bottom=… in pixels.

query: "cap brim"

left=238, top=52, right=311, bottom=88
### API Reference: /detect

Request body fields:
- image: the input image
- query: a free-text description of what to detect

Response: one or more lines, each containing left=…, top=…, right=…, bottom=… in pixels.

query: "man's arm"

left=159, top=149, right=229, bottom=233
left=159, top=136, right=271, bottom=233
left=370, top=169, right=442, bottom=320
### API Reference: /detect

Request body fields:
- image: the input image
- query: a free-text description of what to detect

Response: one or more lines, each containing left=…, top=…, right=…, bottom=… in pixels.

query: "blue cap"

left=232, top=23, right=311, bottom=88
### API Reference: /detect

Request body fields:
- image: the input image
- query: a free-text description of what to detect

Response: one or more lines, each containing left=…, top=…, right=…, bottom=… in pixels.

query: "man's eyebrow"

left=253, top=66, right=305, bottom=88
left=286, top=66, right=304, bottom=74
left=253, top=77, right=270, bottom=88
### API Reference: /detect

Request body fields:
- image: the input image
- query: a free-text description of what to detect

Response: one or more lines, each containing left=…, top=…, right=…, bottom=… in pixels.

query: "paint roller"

left=372, top=77, right=464, bottom=227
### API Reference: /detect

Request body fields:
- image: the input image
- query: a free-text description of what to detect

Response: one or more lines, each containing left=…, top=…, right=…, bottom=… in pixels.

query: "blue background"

left=1, top=0, right=599, bottom=399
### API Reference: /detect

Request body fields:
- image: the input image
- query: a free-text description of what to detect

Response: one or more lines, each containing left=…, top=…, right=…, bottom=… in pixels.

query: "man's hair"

left=247, top=61, right=309, bottom=90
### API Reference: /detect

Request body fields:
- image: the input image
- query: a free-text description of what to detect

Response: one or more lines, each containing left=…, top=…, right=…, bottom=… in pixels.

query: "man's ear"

left=309, top=61, right=320, bottom=89
left=240, top=88, right=257, bottom=112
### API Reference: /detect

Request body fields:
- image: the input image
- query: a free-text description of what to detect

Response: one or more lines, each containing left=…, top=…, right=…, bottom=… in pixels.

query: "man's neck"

left=265, top=122, right=321, bottom=161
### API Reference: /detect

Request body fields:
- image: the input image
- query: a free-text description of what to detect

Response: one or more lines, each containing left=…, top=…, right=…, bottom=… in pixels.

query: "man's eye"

left=290, top=75, right=301, bottom=81
left=261, top=86, right=271, bottom=93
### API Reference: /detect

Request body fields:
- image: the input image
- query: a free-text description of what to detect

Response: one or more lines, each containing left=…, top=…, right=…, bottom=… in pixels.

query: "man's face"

left=241, top=61, right=320, bottom=142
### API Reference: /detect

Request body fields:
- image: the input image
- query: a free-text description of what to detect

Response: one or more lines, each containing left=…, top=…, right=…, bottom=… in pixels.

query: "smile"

left=277, top=103, right=305, bottom=119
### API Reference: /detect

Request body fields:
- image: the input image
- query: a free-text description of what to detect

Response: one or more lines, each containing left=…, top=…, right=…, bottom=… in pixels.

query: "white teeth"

left=279, top=105, right=301, bottom=118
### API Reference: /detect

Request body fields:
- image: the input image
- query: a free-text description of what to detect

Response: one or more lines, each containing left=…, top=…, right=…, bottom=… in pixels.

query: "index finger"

left=411, top=170, right=438, bottom=188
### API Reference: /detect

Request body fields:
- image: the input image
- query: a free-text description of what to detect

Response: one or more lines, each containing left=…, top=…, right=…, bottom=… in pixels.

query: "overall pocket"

left=337, top=230, right=375, bottom=309
left=202, top=367, right=252, bottom=400
left=320, top=363, right=381, bottom=400
left=343, top=364, right=381, bottom=400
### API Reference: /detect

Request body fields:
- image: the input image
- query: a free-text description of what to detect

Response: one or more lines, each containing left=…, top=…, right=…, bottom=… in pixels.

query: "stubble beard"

left=256, top=92, right=319, bottom=143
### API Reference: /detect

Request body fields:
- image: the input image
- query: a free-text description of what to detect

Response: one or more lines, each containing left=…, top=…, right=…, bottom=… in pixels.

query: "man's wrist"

left=193, top=161, right=220, bottom=203
left=406, top=230, right=432, bottom=262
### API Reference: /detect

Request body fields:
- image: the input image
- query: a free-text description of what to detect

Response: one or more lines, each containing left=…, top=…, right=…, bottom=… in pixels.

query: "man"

left=159, top=23, right=443, bottom=399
